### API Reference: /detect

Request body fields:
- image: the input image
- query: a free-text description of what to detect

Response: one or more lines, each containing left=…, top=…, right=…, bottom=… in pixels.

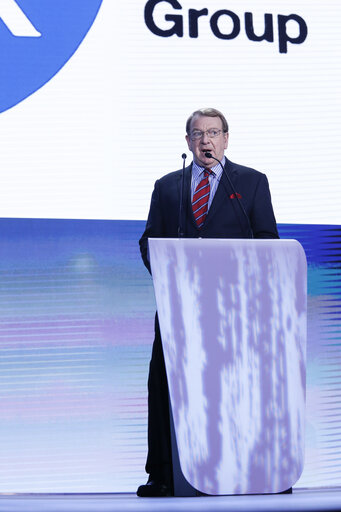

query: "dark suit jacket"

left=139, top=158, right=279, bottom=271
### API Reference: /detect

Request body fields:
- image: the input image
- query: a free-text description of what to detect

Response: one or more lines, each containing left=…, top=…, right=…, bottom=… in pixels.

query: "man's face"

left=186, top=115, right=229, bottom=168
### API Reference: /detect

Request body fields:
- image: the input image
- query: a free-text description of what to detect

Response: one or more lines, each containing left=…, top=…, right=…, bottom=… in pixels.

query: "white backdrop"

left=0, top=0, right=340, bottom=224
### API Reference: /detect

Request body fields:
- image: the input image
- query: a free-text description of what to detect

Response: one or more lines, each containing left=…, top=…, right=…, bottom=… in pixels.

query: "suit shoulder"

left=227, top=159, right=266, bottom=180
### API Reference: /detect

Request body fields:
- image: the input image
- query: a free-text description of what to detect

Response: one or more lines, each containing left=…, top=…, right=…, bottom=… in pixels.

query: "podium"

left=149, top=238, right=307, bottom=495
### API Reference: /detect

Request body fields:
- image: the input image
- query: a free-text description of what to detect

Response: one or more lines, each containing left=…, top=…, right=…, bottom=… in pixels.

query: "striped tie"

left=192, top=169, right=211, bottom=228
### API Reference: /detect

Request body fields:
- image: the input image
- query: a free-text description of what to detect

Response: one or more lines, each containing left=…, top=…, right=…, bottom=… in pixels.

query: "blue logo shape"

left=0, top=0, right=103, bottom=113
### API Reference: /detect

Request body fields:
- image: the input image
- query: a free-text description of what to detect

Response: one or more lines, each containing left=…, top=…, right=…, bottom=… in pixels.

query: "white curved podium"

left=149, top=238, right=307, bottom=496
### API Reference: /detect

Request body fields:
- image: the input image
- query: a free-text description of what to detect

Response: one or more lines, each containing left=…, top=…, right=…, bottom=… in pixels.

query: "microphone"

left=178, top=153, right=187, bottom=237
left=204, top=152, right=253, bottom=238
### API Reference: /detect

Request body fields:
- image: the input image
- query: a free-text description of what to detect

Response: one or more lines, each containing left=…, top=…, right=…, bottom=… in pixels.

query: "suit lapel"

left=178, top=164, right=199, bottom=233
left=182, top=164, right=192, bottom=214
left=203, top=159, right=239, bottom=229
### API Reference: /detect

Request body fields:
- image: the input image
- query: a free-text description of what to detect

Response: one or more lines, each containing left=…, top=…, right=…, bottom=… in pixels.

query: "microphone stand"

left=178, top=153, right=187, bottom=238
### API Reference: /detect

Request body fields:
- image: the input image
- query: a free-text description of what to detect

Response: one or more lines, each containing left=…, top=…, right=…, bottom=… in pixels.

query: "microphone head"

left=182, top=153, right=187, bottom=160
left=204, top=152, right=213, bottom=158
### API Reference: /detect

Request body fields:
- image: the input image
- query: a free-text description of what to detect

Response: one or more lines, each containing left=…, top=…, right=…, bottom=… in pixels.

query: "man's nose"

left=201, top=131, right=210, bottom=143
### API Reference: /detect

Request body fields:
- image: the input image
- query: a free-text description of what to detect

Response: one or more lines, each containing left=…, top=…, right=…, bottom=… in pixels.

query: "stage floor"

left=0, top=489, right=340, bottom=512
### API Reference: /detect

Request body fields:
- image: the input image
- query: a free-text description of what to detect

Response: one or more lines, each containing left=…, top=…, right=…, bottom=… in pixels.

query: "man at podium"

left=137, top=108, right=279, bottom=497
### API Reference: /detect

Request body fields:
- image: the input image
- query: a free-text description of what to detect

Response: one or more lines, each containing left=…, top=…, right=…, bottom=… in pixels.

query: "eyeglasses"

left=189, top=129, right=223, bottom=141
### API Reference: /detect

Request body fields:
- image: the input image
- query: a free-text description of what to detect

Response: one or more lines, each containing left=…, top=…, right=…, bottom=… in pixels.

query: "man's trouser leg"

left=145, top=313, right=173, bottom=490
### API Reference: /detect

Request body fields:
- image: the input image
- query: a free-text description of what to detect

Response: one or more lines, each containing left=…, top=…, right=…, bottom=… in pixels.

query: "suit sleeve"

left=250, top=174, right=279, bottom=239
left=139, top=179, right=164, bottom=273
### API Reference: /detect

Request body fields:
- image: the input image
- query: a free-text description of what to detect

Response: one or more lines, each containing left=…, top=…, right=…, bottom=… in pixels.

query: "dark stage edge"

left=0, top=489, right=341, bottom=512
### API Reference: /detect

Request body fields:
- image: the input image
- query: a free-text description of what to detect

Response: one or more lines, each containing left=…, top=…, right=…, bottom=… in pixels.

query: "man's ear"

left=224, top=132, right=229, bottom=150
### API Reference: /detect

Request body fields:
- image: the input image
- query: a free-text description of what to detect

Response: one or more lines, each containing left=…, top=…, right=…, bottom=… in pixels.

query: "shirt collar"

left=192, top=156, right=226, bottom=181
